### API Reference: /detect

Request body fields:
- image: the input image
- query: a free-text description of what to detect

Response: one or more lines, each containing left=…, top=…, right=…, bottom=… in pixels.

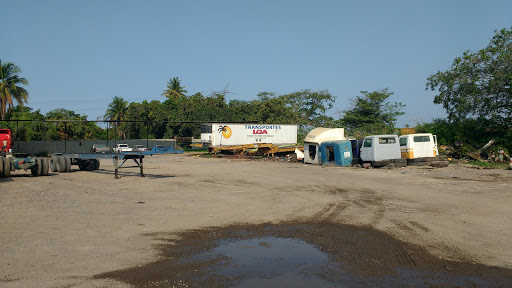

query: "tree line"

left=1, top=27, right=511, bottom=153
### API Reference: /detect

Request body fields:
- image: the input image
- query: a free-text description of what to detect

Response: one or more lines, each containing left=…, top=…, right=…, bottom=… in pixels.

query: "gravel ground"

left=1, top=154, right=511, bottom=287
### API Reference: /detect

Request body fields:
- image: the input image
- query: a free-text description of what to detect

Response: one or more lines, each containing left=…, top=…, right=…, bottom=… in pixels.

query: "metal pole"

left=16, top=120, right=19, bottom=152
left=114, top=155, right=119, bottom=179
left=146, top=121, right=149, bottom=149
left=65, top=122, right=67, bottom=151
left=106, top=121, right=109, bottom=146
left=140, top=156, right=144, bottom=177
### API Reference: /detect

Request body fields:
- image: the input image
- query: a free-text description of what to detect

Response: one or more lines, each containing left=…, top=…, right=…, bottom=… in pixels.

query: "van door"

left=433, top=135, right=438, bottom=157
left=413, top=135, right=431, bottom=158
left=360, top=138, right=373, bottom=162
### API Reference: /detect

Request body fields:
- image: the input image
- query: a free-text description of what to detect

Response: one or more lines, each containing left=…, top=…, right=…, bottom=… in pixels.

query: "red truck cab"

left=0, top=129, right=12, bottom=152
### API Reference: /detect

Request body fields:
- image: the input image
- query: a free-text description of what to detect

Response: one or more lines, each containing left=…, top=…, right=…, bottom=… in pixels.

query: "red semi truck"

left=1, top=128, right=12, bottom=152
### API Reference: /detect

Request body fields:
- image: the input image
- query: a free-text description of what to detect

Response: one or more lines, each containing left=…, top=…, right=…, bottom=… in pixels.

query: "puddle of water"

left=192, top=236, right=507, bottom=288
left=197, top=237, right=349, bottom=287
left=96, top=222, right=512, bottom=288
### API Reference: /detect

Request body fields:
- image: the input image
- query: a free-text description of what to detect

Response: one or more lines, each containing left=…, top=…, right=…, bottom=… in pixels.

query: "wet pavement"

left=96, top=221, right=512, bottom=287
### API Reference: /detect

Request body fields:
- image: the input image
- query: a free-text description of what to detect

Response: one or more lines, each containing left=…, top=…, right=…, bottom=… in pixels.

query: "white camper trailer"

left=399, top=133, right=438, bottom=159
left=303, top=128, right=345, bottom=164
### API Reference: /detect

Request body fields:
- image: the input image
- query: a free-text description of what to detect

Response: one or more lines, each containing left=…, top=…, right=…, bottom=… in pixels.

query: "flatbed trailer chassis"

left=54, top=152, right=154, bottom=179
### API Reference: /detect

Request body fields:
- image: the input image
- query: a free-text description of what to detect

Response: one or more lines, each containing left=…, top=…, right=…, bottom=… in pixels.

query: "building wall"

left=11, top=139, right=179, bottom=155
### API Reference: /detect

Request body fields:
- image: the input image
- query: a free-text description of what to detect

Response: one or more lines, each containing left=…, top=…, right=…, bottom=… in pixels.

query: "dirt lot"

left=1, top=153, right=511, bottom=287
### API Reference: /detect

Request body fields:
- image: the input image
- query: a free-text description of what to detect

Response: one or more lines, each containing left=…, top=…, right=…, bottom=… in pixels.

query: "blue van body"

left=319, top=140, right=353, bottom=167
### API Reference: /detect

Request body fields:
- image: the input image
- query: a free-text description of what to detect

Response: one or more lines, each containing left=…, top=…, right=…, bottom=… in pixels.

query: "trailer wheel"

left=50, top=156, right=58, bottom=172
left=65, top=157, right=72, bottom=172
left=0, top=157, right=4, bottom=178
left=78, top=163, right=87, bottom=171
left=87, top=160, right=95, bottom=171
left=93, top=159, right=100, bottom=170
left=57, top=156, right=66, bottom=173
left=41, top=157, right=49, bottom=176
left=3, top=157, right=10, bottom=177
left=31, top=158, right=41, bottom=176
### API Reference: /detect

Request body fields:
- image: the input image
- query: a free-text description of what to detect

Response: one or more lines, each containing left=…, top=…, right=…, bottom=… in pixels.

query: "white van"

left=399, top=133, right=438, bottom=159
left=360, top=135, right=401, bottom=162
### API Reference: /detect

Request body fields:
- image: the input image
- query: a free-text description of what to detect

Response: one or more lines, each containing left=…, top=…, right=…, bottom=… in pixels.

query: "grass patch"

left=467, top=161, right=509, bottom=169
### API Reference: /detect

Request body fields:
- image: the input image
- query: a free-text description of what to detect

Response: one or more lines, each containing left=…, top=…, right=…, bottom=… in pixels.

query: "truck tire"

left=50, top=155, right=59, bottom=172
left=391, top=158, right=407, bottom=168
left=3, top=157, right=11, bottom=177
left=37, top=157, right=43, bottom=176
left=31, top=158, right=41, bottom=176
left=65, top=157, right=72, bottom=172
left=57, top=156, right=66, bottom=173
left=407, top=160, right=429, bottom=166
left=431, top=160, right=450, bottom=168
left=0, top=157, right=4, bottom=178
left=93, top=159, right=100, bottom=170
left=41, top=157, right=49, bottom=176
left=372, top=160, right=391, bottom=167
left=86, top=160, right=95, bottom=171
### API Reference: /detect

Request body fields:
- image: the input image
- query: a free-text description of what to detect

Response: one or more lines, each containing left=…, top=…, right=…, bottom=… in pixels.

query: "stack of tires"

left=50, top=155, right=72, bottom=173
left=30, top=157, right=50, bottom=177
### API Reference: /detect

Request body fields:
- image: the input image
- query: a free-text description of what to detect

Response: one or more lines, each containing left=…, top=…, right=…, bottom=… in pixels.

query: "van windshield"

left=363, top=139, right=372, bottom=147
left=399, top=138, right=407, bottom=146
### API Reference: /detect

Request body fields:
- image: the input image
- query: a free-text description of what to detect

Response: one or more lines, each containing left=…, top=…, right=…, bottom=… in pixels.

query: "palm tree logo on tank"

left=218, top=125, right=232, bottom=145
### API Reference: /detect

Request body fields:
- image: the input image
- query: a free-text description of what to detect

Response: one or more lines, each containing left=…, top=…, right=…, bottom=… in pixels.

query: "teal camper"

left=319, top=140, right=353, bottom=166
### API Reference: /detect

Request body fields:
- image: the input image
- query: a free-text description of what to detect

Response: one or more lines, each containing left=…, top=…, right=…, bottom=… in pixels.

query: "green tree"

left=340, top=89, right=405, bottom=137
left=426, top=27, right=512, bottom=125
left=105, top=96, right=128, bottom=140
left=162, top=77, right=188, bottom=100
left=0, top=60, right=29, bottom=119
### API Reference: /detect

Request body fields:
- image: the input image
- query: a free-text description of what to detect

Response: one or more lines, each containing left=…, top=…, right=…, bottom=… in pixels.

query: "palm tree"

left=162, top=77, right=188, bottom=100
left=0, top=60, right=29, bottom=119
left=105, top=96, right=128, bottom=140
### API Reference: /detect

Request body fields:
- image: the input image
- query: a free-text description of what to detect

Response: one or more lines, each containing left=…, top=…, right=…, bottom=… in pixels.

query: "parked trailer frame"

left=58, top=152, right=150, bottom=178
left=54, top=148, right=183, bottom=179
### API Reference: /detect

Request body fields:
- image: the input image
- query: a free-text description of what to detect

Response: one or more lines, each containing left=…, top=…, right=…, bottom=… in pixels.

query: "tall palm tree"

left=105, top=96, right=128, bottom=140
left=0, top=60, right=29, bottom=119
left=162, top=77, right=188, bottom=100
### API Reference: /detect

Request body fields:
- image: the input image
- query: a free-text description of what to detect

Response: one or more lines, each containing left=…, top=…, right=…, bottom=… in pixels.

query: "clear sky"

left=2, top=0, right=511, bottom=126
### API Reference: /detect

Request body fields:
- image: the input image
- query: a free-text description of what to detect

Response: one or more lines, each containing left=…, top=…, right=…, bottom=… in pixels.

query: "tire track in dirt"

left=289, top=186, right=387, bottom=226
left=393, top=246, right=417, bottom=267
left=408, top=220, right=430, bottom=232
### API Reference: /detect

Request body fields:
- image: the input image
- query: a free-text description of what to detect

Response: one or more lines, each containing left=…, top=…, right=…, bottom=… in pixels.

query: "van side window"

left=363, top=139, right=372, bottom=147
left=413, top=136, right=430, bottom=142
left=399, top=137, right=407, bottom=146
left=308, top=144, right=316, bottom=160
left=378, top=137, right=396, bottom=144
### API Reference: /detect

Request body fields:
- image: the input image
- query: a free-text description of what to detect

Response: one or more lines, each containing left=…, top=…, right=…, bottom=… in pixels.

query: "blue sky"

left=2, top=0, right=511, bottom=126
